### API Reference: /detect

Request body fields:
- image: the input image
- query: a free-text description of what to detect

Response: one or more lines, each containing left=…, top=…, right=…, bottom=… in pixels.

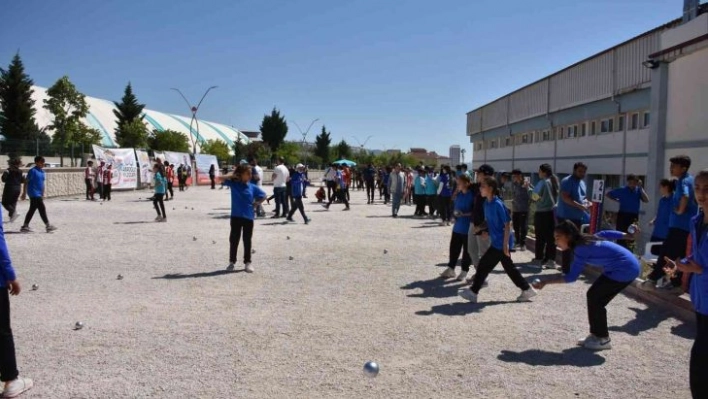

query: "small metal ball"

left=32, top=284, right=38, bottom=291
left=251, top=249, right=256, bottom=254
left=193, top=237, right=197, bottom=241
left=117, top=274, right=123, bottom=280
left=363, top=361, right=379, bottom=378
left=289, top=256, right=294, bottom=261
left=74, top=321, right=84, bottom=330
left=287, top=236, right=290, bottom=240
left=383, top=250, right=388, bottom=254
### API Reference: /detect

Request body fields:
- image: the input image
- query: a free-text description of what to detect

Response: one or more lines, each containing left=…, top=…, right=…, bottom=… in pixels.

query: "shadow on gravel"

left=401, top=278, right=467, bottom=299
left=260, top=221, right=289, bottom=226
left=411, top=224, right=445, bottom=229
left=609, top=306, right=695, bottom=339
left=211, top=215, right=231, bottom=220
left=366, top=215, right=416, bottom=219
left=497, top=347, right=605, bottom=367
left=415, top=300, right=516, bottom=316
left=113, top=221, right=153, bottom=225
left=436, top=262, right=457, bottom=267
left=153, top=270, right=242, bottom=279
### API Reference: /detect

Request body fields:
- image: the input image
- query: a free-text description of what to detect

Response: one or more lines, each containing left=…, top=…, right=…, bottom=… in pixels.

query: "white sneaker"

left=465, top=274, right=489, bottom=287
left=9, top=213, right=19, bottom=223
left=543, top=260, right=557, bottom=270
left=226, top=263, right=235, bottom=271
left=458, top=288, right=478, bottom=303
left=583, top=336, right=612, bottom=351
left=517, top=288, right=537, bottom=302
left=245, top=263, right=254, bottom=273
left=440, top=267, right=456, bottom=278
left=456, top=271, right=468, bottom=282
left=2, top=377, right=33, bottom=398
left=577, top=334, right=597, bottom=347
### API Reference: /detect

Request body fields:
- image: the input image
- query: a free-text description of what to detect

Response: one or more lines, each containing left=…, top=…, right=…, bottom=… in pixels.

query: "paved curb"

left=525, top=236, right=696, bottom=323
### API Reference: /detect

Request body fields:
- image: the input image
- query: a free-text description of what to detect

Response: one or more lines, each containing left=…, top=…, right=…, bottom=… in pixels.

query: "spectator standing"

left=209, top=164, right=216, bottom=189
left=20, top=156, right=57, bottom=233
left=511, top=169, right=531, bottom=251
left=2, top=159, right=25, bottom=222
left=96, top=160, right=105, bottom=200
left=271, top=157, right=290, bottom=218
left=556, top=162, right=590, bottom=274
left=389, top=164, right=406, bottom=218
left=649, top=179, right=674, bottom=243
left=606, top=174, right=649, bottom=248
left=83, top=160, right=95, bottom=201
left=102, top=164, right=113, bottom=201
left=532, top=164, right=560, bottom=269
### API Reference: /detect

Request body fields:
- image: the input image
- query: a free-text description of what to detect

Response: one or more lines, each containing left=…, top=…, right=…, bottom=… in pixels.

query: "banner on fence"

left=135, top=149, right=151, bottom=186
left=195, top=154, right=219, bottom=185
left=91, top=145, right=138, bottom=189
left=164, top=151, right=193, bottom=185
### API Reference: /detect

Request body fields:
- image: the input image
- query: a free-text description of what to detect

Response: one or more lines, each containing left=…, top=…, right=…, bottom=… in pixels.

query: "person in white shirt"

left=271, top=157, right=290, bottom=218
left=324, top=163, right=338, bottom=202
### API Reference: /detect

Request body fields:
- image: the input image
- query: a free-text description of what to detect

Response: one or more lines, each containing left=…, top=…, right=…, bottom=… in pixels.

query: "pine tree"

left=314, top=125, right=331, bottom=164
left=259, top=107, right=288, bottom=153
left=113, top=82, right=145, bottom=140
left=0, top=53, right=40, bottom=159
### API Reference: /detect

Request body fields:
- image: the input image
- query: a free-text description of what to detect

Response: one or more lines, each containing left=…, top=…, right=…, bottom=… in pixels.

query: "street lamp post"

left=170, top=86, right=217, bottom=186
left=292, top=118, right=319, bottom=167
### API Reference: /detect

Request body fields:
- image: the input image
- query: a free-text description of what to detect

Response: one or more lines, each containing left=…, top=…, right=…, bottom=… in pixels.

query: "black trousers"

left=691, top=312, right=708, bottom=398
left=649, top=227, right=689, bottom=286
left=96, top=182, right=104, bottom=199
left=512, top=211, right=528, bottom=247
left=426, top=195, right=436, bottom=216
left=23, top=197, right=48, bottom=226
left=438, top=195, right=451, bottom=222
left=103, top=184, right=112, bottom=201
left=327, top=189, right=349, bottom=207
left=2, top=190, right=20, bottom=217
left=84, top=178, right=94, bottom=200
left=534, top=210, right=556, bottom=262
left=210, top=176, right=215, bottom=189
left=470, top=246, right=530, bottom=293
left=414, top=194, right=426, bottom=215
left=288, top=196, right=307, bottom=221
left=560, top=218, right=582, bottom=274
left=383, top=186, right=390, bottom=204
left=587, top=274, right=631, bottom=338
left=167, top=182, right=174, bottom=198
left=616, top=211, right=638, bottom=248
left=229, top=217, right=254, bottom=264
left=0, top=287, right=18, bottom=383
left=326, top=181, right=336, bottom=201
left=153, top=193, right=166, bottom=218
left=365, top=180, right=375, bottom=202
left=449, top=232, right=471, bottom=271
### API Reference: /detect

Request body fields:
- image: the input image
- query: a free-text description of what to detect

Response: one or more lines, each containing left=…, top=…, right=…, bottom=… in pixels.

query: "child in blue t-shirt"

left=221, top=165, right=266, bottom=273
left=152, top=164, right=167, bottom=222
left=649, top=178, right=674, bottom=243
left=533, top=221, right=641, bottom=351
left=286, top=164, right=310, bottom=224
left=663, top=169, right=708, bottom=397
left=459, top=176, right=535, bottom=303
left=440, top=174, right=474, bottom=281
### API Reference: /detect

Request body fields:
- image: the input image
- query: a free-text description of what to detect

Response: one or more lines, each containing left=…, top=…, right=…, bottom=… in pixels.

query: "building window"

left=558, top=127, right=565, bottom=140
left=630, top=113, right=639, bottom=130
left=617, top=115, right=625, bottom=132
left=643, top=112, right=650, bottom=128
left=504, top=137, right=512, bottom=147
left=590, top=121, right=596, bottom=135
left=600, top=118, right=614, bottom=133
left=569, top=125, right=578, bottom=138
left=542, top=130, right=550, bottom=141
left=489, top=139, right=498, bottom=149
left=580, top=123, right=587, bottom=137
left=522, top=134, right=529, bottom=144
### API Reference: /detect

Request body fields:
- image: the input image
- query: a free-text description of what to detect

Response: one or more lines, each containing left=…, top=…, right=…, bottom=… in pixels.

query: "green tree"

left=334, top=139, right=351, bottom=160
left=0, top=53, right=40, bottom=159
left=115, top=118, right=149, bottom=148
left=148, top=129, right=190, bottom=152
left=314, top=125, right=331, bottom=164
left=67, top=120, right=102, bottom=150
left=275, top=141, right=301, bottom=166
left=259, top=107, right=288, bottom=153
left=113, top=82, right=145, bottom=138
left=200, top=139, right=231, bottom=163
left=43, top=76, right=89, bottom=166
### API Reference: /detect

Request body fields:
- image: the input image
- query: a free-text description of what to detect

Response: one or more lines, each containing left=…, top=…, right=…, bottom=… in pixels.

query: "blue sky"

left=0, top=0, right=685, bottom=156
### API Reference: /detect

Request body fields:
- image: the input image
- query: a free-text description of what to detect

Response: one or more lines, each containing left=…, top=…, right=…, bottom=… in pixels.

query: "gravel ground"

left=4, top=187, right=694, bottom=398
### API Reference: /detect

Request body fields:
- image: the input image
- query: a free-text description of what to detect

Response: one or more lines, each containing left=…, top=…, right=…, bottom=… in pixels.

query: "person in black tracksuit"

left=1, top=159, right=24, bottom=222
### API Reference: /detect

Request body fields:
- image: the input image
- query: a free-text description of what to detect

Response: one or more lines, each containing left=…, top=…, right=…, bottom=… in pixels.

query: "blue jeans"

left=392, top=192, right=402, bottom=216
left=274, top=187, right=288, bottom=216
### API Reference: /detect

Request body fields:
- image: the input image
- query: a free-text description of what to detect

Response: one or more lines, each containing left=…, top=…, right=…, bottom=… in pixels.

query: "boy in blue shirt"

left=607, top=174, right=649, bottom=248
left=663, top=169, right=708, bottom=397
left=532, top=221, right=640, bottom=351
left=643, top=155, right=699, bottom=292
left=459, top=176, right=536, bottom=303
left=20, top=156, right=56, bottom=233
left=649, top=179, right=673, bottom=242
left=286, top=164, right=310, bottom=224
left=221, top=165, right=266, bottom=273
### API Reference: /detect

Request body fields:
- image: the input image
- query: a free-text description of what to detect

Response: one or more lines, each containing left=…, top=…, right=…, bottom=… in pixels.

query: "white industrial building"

left=30, top=86, right=250, bottom=151
left=467, top=1, right=708, bottom=235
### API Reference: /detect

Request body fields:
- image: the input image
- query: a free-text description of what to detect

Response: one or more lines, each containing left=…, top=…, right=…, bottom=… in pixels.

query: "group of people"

left=1, top=156, right=57, bottom=234
left=83, top=160, right=114, bottom=201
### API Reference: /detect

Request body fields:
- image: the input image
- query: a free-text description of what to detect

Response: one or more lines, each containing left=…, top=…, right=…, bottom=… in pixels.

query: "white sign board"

left=591, top=179, right=605, bottom=203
